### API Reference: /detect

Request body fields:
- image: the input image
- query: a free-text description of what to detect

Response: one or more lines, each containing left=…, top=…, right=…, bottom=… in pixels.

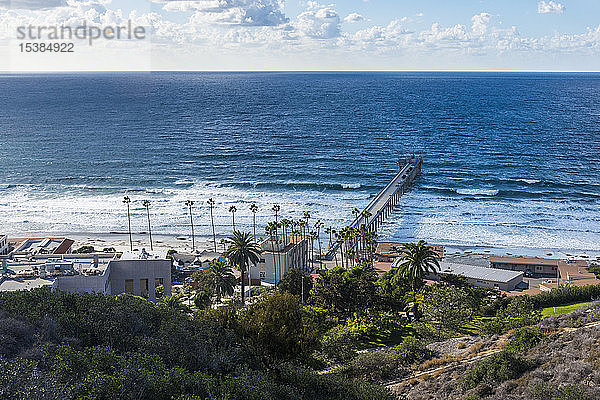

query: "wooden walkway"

left=324, top=155, right=422, bottom=260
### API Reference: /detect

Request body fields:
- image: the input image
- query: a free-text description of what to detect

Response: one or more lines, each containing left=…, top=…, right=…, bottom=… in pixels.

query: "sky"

left=0, top=0, right=599, bottom=71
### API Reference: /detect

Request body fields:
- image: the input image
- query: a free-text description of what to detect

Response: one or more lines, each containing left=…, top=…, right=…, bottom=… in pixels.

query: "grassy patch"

left=541, top=301, right=593, bottom=318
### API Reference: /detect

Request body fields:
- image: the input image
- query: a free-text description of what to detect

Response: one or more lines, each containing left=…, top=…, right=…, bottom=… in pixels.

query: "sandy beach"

left=68, top=233, right=220, bottom=257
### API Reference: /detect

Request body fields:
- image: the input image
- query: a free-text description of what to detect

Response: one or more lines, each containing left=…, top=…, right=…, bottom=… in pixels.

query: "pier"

left=324, top=155, right=422, bottom=260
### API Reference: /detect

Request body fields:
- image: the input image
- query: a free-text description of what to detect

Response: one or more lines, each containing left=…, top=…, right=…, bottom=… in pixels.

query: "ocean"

left=0, top=72, right=599, bottom=256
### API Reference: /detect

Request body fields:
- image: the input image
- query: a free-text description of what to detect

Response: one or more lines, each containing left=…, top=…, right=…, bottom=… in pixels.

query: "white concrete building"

left=0, top=252, right=171, bottom=301
left=260, top=235, right=308, bottom=284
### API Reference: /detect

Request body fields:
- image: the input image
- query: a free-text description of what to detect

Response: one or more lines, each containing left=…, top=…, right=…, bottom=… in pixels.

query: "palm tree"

left=209, top=260, right=236, bottom=304
left=397, top=240, right=441, bottom=304
left=280, top=218, right=291, bottom=246
left=185, top=200, right=195, bottom=251
left=272, top=205, right=281, bottom=279
left=229, top=205, right=237, bottom=232
left=161, top=294, right=188, bottom=313
left=335, top=231, right=343, bottom=269
left=219, top=238, right=227, bottom=252
left=123, top=196, right=133, bottom=251
left=302, top=211, right=311, bottom=267
left=325, top=226, right=333, bottom=250
left=142, top=200, right=153, bottom=251
left=249, top=203, right=259, bottom=241
left=295, top=219, right=308, bottom=270
left=280, top=218, right=292, bottom=272
left=361, top=210, right=372, bottom=259
left=207, top=198, right=217, bottom=252
left=224, top=231, right=261, bottom=305
left=314, top=220, right=324, bottom=265
left=309, top=230, right=318, bottom=267
left=327, top=227, right=338, bottom=268
left=265, top=221, right=279, bottom=285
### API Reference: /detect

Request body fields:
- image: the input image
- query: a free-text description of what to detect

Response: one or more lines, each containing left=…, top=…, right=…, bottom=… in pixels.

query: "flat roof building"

left=490, top=256, right=563, bottom=278
left=1, top=252, right=171, bottom=301
left=432, top=261, right=525, bottom=292
left=10, top=237, right=74, bottom=256
left=260, top=235, right=308, bottom=284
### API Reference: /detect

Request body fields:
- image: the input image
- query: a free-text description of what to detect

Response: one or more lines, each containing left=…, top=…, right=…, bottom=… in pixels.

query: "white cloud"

left=161, top=0, right=288, bottom=26
left=0, top=0, right=63, bottom=9
left=538, top=1, right=564, bottom=14
left=343, top=12, right=363, bottom=23
left=1, top=2, right=599, bottom=71
left=471, top=12, right=491, bottom=36
left=294, top=2, right=340, bottom=39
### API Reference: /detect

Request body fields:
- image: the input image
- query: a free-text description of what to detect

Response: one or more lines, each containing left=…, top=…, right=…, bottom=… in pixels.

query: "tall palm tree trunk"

left=127, top=204, right=132, bottom=251
left=145, top=205, right=153, bottom=251
left=210, top=206, right=217, bottom=252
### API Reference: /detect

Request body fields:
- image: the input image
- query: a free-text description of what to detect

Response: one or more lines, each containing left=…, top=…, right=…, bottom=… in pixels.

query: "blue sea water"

left=0, top=72, right=599, bottom=255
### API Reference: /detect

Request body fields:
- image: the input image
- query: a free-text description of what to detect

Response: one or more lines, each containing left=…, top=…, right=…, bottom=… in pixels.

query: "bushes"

left=463, top=351, right=536, bottom=390
left=532, top=284, right=600, bottom=309
left=280, top=363, right=396, bottom=400
left=73, top=246, right=95, bottom=254
left=390, top=336, right=432, bottom=366
left=505, top=326, right=544, bottom=353
left=530, top=382, right=590, bottom=400
left=345, top=310, right=406, bottom=340
left=320, top=325, right=361, bottom=362
left=481, top=296, right=541, bottom=335
left=420, top=284, right=475, bottom=334
left=0, top=289, right=393, bottom=400
left=240, top=292, right=319, bottom=361
left=310, top=265, right=379, bottom=315
left=279, top=268, right=314, bottom=299
left=337, top=351, right=405, bottom=383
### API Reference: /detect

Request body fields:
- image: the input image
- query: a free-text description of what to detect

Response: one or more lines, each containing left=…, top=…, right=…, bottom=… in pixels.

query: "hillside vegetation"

left=390, top=303, right=600, bottom=399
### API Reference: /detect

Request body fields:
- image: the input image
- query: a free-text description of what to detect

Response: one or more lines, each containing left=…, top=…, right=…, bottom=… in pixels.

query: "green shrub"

left=320, top=325, right=361, bottom=362
left=279, top=268, right=314, bottom=299
left=240, top=292, right=319, bottom=361
left=553, top=384, right=590, bottom=400
left=532, top=284, right=600, bottom=308
left=337, top=351, right=403, bottom=382
left=390, top=336, right=431, bottom=366
left=482, top=296, right=541, bottom=335
left=345, top=310, right=405, bottom=340
left=74, top=245, right=95, bottom=254
left=530, top=382, right=590, bottom=400
left=463, top=351, right=536, bottom=390
left=505, top=326, right=544, bottom=353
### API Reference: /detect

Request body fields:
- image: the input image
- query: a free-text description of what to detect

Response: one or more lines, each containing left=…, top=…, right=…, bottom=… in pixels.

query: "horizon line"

left=2, top=69, right=600, bottom=74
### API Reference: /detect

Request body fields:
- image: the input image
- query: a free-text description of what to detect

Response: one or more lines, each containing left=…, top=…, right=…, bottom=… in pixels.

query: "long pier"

left=324, top=155, right=422, bottom=260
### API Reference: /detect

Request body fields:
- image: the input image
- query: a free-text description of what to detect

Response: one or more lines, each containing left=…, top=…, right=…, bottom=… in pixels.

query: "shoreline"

left=7, top=231, right=598, bottom=263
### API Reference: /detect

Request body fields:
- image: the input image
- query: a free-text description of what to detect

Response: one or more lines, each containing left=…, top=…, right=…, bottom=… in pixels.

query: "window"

left=125, top=279, right=134, bottom=294
left=140, top=279, right=149, bottom=298
left=154, top=278, right=164, bottom=299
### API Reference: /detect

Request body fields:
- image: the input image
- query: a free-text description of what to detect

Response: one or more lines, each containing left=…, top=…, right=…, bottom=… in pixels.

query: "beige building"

left=260, top=235, right=308, bottom=284
left=490, top=256, right=560, bottom=277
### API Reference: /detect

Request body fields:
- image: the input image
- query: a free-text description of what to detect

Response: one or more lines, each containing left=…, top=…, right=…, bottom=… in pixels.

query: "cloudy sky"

left=1, top=0, right=599, bottom=71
